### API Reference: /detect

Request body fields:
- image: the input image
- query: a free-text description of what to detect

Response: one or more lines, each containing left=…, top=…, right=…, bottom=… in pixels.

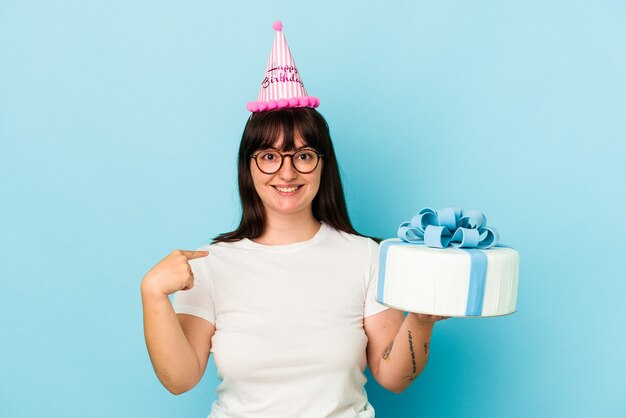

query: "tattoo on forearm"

left=403, top=334, right=429, bottom=383
left=408, top=331, right=417, bottom=375
left=382, top=342, right=393, bottom=360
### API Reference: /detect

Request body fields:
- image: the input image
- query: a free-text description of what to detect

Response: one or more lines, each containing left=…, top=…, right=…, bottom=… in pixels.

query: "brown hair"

left=213, top=107, right=360, bottom=243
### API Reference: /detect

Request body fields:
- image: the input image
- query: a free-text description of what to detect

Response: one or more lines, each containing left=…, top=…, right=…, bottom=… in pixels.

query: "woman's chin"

left=265, top=201, right=313, bottom=217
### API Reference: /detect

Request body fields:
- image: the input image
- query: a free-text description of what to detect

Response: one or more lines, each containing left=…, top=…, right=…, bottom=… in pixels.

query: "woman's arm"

left=141, top=250, right=214, bottom=394
left=364, top=308, right=445, bottom=393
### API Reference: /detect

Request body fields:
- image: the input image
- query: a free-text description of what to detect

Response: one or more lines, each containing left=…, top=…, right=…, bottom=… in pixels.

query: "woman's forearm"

left=141, top=286, right=202, bottom=394
left=375, top=313, right=434, bottom=393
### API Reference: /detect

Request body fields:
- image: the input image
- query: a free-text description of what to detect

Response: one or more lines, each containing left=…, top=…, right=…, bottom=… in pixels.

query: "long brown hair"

left=213, top=108, right=360, bottom=243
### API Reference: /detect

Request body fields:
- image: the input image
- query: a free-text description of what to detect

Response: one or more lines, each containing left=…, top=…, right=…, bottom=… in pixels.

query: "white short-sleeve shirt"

left=173, top=223, right=389, bottom=418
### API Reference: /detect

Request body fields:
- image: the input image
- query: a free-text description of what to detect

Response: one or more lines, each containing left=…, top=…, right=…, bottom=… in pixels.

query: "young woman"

left=141, top=107, right=446, bottom=417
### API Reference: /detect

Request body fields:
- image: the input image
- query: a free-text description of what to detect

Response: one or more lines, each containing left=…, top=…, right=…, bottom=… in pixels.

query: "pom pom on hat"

left=272, top=21, right=283, bottom=31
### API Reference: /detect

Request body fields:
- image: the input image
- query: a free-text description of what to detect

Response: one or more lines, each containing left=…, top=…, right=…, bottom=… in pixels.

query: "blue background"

left=1, top=1, right=625, bottom=417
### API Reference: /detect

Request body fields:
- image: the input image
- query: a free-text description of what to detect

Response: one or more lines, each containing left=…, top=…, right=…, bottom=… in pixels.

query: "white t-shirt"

left=173, top=222, right=390, bottom=418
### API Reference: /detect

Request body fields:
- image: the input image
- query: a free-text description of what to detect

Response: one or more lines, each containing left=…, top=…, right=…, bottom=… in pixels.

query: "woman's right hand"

left=141, top=249, right=209, bottom=297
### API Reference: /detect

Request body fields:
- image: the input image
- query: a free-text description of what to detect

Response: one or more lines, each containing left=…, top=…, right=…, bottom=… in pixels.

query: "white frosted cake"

left=377, top=239, right=519, bottom=317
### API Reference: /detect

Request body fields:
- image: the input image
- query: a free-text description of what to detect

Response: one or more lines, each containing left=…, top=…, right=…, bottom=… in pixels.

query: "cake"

left=376, top=207, right=519, bottom=317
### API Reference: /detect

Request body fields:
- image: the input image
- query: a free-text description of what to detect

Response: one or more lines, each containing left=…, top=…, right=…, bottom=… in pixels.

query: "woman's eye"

left=261, top=152, right=278, bottom=161
left=297, top=152, right=314, bottom=160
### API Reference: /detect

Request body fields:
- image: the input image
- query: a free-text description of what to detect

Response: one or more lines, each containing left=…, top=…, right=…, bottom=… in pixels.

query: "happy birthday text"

left=261, top=64, right=303, bottom=88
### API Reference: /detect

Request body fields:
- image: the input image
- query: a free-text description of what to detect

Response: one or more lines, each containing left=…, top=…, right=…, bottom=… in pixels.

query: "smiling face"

left=250, top=134, right=323, bottom=219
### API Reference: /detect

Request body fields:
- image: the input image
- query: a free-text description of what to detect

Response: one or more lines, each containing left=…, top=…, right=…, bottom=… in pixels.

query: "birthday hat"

left=246, top=21, right=320, bottom=112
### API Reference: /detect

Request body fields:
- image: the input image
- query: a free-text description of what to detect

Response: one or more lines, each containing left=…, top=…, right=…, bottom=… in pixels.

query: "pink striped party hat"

left=246, top=21, right=320, bottom=112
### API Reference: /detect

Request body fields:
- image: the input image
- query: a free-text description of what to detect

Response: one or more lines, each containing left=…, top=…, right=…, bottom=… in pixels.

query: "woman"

left=141, top=107, right=446, bottom=417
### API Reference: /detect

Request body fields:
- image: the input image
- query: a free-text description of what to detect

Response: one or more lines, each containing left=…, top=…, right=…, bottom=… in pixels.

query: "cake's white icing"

left=378, top=240, right=519, bottom=317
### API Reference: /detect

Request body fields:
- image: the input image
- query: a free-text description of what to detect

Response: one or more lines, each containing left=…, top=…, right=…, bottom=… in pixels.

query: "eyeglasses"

left=251, top=148, right=324, bottom=174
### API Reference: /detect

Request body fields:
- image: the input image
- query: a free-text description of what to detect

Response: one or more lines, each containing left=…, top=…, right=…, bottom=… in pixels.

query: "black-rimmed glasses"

left=251, top=149, right=324, bottom=174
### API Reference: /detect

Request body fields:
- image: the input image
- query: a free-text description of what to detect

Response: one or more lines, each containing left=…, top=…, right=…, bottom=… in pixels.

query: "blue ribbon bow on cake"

left=397, top=207, right=499, bottom=249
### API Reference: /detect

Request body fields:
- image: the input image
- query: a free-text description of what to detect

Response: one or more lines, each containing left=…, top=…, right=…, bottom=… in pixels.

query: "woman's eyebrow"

left=260, top=145, right=316, bottom=152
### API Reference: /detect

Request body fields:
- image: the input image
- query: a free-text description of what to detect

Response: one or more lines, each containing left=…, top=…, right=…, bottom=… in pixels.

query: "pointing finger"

left=180, top=250, right=209, bottom=260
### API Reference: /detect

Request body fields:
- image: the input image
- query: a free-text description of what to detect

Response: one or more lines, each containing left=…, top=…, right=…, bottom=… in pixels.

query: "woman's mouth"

left=272, top=185, right=302, bottom=194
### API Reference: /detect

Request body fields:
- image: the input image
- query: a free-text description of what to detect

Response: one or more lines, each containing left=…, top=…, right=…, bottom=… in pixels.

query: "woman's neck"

left=253, top=210, right=321, bottom=246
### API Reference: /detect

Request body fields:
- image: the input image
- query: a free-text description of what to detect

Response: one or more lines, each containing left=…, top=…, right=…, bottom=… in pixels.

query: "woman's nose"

left=277, top=155, right=298, bottom=179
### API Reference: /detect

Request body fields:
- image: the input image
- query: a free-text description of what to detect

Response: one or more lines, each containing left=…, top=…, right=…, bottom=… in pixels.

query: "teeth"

left=275, top=186, right=299, bottom=193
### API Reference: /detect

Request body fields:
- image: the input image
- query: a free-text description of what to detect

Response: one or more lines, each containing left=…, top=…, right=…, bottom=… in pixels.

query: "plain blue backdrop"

left=1, top=1, right=625, bottom=417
